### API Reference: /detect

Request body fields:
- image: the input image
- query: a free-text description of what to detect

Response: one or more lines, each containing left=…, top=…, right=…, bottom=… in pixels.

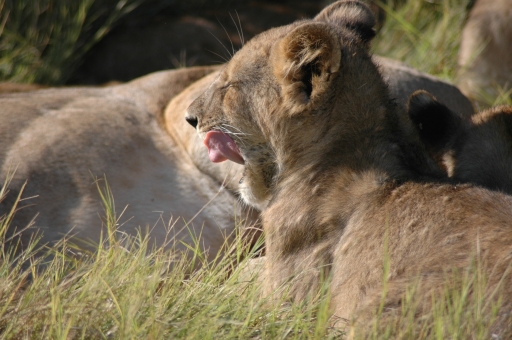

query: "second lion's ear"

left=408, top=90, right=466, bottom=154
left=272, top=22, right=341, bottom=114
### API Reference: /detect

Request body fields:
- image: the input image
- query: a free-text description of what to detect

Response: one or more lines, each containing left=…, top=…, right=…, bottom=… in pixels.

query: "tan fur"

left=0, top=66, right=261, bottom=261
left=457, top=0, right=512, bottom=106
left=0, top=1, right=474, bottom=263
left=377, top=56, right=473, bottom=117
left=187, top=0, right=512, bottom=333
left=0, top=82, right=46, bottom=94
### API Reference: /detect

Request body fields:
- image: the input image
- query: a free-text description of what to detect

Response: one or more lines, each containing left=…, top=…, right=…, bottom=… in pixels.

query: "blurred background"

left=1, top=0, right=509, bottom=107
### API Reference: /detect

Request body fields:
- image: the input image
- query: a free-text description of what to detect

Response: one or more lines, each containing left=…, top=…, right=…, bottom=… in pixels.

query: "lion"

left=163, top=59, right=474, bottom=211
left=457, top=0, right=512, bottom=106
left=0, top=65, right=262, bottom=262
left=0, top=69, right=469, bottom=268
left=0, top=50, right=473, bottom=263
left=164, top=53, right=475, bottom=209
left=408, top=90, right=512, bottom=194
left=185, top=0, right=512, bottom=333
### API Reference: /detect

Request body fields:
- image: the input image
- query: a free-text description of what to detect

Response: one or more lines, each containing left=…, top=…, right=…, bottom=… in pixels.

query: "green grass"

left=353, top=255, right=509, bottom=339
left=0, top=0, right=239, bottom=85
left=0, top=0, right=146, bottom=85
left=372, top=0, right=468, bottom=81
left=0, top=177, right=342, bottom=339
left=370, top=0, right=511, bottom=108
left=1, top=0, right=510, bottom=106
left=0, top=177, right=508, bottom=339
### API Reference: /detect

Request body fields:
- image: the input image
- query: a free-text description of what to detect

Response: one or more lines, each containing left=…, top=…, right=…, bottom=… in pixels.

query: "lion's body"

left=0, top=66, right=259, bottom=259
left=376, top=56, right=473, bottom=117
left=0, top=83, right=46, bottom=94
left=187, top=0, right=512, bottom=333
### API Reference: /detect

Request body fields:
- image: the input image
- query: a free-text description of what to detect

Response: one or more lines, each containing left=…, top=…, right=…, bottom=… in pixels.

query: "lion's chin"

left=239, top=180, right=270, bottom=211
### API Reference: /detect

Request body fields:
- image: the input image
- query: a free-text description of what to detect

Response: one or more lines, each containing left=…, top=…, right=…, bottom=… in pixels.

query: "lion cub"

left=408, top=90, right=512, bottom=194
left=186, top=0, right=512, bottom=332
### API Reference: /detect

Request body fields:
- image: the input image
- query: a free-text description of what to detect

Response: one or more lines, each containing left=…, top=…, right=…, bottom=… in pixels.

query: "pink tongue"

left=204, top=130, right=244, bottom=164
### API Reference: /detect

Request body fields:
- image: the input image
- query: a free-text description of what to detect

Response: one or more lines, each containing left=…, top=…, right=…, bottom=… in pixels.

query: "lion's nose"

left=185, top=115, right=198, bottom=128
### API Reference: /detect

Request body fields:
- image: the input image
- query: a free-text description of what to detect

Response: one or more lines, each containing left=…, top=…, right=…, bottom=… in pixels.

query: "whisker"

left=217, top=126, right=234, bottom=136
left=229, top=11, right=244, bottom=47
left=207, top=29, right=232, bottom=61
left=219, top=124, right=248, bottom=138
left=205, top=48, right=229, bottom=63
left=216, top=17, right=235, bottom=58
left=236, top=11, right=244, bottom=46
left=222, top=129, right=246, bottom=136
left=223, top=123, right=249, bottom=136
left=219, top=125, right=247, bottom=147
left=218, top=125, right=236, bottom=136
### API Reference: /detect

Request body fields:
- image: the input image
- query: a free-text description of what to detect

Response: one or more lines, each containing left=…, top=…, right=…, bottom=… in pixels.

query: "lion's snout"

left=185, top=114, right=198, bottom=128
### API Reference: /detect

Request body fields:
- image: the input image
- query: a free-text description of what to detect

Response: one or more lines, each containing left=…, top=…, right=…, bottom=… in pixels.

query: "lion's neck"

left=259, top=54, right=445, bottom=301
left=264, top=105, right=438, bottom=253
left=273, top=125, right=409, bottom=191
left=262, top=149, right=390, bottom=299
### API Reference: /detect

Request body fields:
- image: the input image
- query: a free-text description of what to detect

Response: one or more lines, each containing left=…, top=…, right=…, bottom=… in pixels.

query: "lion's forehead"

left=225, top=22, right=305, bottom=74
left=226, top=50, right=270, bottom=79
left=240, top=23, right=299, bottom=50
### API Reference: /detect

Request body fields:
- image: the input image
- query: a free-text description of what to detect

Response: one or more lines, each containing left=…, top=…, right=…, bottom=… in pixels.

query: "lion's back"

left=0, top=67, right=237, bottom=258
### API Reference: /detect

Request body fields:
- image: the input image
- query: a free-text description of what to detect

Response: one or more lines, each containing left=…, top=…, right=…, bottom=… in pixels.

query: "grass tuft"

left=372, top=0, right=468, bottom=82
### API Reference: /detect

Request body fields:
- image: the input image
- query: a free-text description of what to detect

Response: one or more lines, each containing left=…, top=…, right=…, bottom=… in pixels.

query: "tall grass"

left=0, top=0, right=144, bottom=85
left=353, top=256, right=510, bottom=339
left=0, top=177, right=341, bottom=339
left=372, top=0, right=468, bottom=81
left=1, top=178, right=510, bottom=338
left=1, top=0, right=510, bottom=107
left=0, top=0, right=240, bottom=85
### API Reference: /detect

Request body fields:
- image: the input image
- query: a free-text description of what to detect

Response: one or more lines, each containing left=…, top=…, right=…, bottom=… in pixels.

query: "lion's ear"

left=477, top=106, right=512, bottom=133
left=314, top=0, right=376, bottom=45
left=272, top=22, right=341, bottom=111
left=408, top=90, right=466, bottom=154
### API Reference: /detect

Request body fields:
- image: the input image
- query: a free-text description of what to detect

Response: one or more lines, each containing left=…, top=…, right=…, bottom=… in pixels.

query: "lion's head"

left=408, top=90, right=512, bottom=193
left=186, top=0, right=427, bottom=209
